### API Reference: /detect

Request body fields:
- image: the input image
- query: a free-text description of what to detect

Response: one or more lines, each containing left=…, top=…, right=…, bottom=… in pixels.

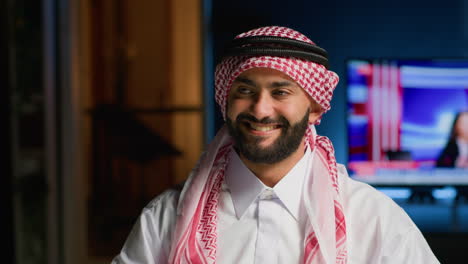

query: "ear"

left=308, top=110, right=322, bottom=124
left=308, top=100, right=324, bottom=124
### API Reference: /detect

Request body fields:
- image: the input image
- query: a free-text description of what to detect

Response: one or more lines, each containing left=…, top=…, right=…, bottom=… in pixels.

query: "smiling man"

left=112, top=26, right=439, bottom=264
left=226, top=68, right=321, bottom=186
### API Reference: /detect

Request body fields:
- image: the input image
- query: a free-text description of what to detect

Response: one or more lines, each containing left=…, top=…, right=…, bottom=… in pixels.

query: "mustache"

left=236, top=113, right=289, bottom=126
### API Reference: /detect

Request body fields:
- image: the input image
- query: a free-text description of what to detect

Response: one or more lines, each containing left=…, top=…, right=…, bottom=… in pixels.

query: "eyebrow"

left=233, top=77, right=256, bottom=87
left=270, top=81, right=293, bottom=88
left=233, top=77, right=295, bottom=89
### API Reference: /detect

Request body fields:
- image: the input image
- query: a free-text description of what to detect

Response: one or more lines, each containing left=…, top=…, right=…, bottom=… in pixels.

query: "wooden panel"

left=90, top=0, right=120, bottom=105
left=84, top=0, right=203, bottom=258
left=133, top=112, right=203, bottom=185
left=126, top=0, right=171, bottom=108
left=170, top=0, right=202, bottom=107
left=172, top=112, right=203, bottom=183
left=169, top=0, right=203, bottom=184
left=135, top=113, right=174, bottom=148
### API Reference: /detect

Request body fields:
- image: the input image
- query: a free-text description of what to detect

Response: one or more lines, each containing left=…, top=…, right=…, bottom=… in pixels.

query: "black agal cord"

left=222, top=36, right=330, bottom=69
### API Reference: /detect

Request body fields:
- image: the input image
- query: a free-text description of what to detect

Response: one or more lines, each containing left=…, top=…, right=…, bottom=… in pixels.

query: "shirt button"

left=262, top=189, right=275, bottom=199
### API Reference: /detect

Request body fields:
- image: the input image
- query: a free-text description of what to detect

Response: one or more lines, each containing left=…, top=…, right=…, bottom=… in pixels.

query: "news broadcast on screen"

left=346, top=59, right=468, bottom=186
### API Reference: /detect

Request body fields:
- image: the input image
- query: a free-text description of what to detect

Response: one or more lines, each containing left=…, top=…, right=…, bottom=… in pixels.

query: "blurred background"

left=3, top=0, right=468, bottom=263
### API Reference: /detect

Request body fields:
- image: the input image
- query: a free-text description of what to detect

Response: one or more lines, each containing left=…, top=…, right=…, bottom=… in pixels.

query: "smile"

left=250, top=124, right=276, bottom=131
left=245, top=122, right=281, bottom=133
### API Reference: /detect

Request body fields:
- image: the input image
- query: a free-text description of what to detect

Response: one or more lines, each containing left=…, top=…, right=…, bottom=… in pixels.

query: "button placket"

left=254, top=189, right=281, bottom=264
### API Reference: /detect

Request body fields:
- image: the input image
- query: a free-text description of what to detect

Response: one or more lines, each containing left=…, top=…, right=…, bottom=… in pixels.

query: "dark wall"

left=211, top=0, right=468, bottom=163
left=2, top=0, right=15, bottom=262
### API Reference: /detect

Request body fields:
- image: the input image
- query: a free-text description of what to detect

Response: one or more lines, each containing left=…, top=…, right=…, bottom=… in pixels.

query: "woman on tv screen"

left=437, top=111, right=468, bottom=202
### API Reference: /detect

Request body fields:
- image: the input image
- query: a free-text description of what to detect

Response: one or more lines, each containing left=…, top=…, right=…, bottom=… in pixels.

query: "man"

left=112, top=26, right=439, bottom=263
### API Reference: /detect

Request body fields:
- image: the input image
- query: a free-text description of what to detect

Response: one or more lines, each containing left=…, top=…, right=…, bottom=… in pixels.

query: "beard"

left=226, top=109, right=310, bottom=164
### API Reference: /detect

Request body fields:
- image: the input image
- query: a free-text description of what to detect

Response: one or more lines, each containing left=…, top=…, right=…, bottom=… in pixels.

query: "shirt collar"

left=225, top=147, right=311, bottom=220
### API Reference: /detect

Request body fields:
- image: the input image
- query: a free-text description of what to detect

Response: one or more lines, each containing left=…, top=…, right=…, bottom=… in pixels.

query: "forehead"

left=233, top=67, right=299, bottom=85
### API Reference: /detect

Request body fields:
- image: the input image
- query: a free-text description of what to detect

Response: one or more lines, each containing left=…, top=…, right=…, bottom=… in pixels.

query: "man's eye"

left=237, top=87, right=253, bottom=95
left=273, top=90, right=289, bottom=96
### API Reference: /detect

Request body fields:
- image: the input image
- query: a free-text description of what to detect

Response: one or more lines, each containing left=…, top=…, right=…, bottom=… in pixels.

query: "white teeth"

left=250, top=124, right=276, bottom=131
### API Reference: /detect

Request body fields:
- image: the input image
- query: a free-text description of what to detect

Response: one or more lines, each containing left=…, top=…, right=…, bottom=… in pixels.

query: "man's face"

left=226, top=67, right=322, bottom=164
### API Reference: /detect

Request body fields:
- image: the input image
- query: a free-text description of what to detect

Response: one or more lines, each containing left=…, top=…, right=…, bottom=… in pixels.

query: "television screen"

left=346, top=59, right=468, bottom=186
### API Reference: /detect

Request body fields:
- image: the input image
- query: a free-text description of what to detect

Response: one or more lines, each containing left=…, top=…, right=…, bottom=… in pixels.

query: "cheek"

left=285, top=99, right=310, bottom=119
left=227, top=99, right=249, bottom=118
left=226, top=101, right=240, bottom=122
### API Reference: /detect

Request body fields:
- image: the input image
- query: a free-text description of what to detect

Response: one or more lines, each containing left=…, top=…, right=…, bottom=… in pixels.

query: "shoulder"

left=336, top=164, right=439, bottom=263
left=112, top=188, right=182, bottom=264
left=144, top=188, right=181, bottom=211
left=337, top=164, right=415, bottom=230
left=337, top=164, right=394, bottom=205
left=142, top=188, right=181, bottom=237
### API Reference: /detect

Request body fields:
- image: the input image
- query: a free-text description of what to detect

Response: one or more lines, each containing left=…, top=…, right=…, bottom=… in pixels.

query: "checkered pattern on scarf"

left=214, top=26, right=339, bottom=124
left=169, top=26, right=347, bottom=264
left=213, top=26, right=347, bottom=262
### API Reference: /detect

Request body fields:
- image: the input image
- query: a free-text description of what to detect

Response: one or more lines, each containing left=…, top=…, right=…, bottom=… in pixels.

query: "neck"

left=239, top=140, right=307, bottom=187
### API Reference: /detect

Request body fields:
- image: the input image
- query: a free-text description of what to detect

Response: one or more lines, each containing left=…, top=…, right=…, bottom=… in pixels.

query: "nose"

left=250, top=91, right=274, bottom=120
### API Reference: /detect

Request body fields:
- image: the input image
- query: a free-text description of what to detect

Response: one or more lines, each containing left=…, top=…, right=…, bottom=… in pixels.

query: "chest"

left=216, top=189, right=306, bottom=264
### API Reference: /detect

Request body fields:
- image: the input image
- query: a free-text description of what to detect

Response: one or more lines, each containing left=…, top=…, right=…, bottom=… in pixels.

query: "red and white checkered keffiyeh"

left=168, top=26, right=347, bottom=264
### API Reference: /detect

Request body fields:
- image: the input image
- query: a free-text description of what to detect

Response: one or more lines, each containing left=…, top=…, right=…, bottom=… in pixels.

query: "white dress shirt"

left=112, top=147, right=439, bottom=264
left=217, top=147, right=310, bottom=263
